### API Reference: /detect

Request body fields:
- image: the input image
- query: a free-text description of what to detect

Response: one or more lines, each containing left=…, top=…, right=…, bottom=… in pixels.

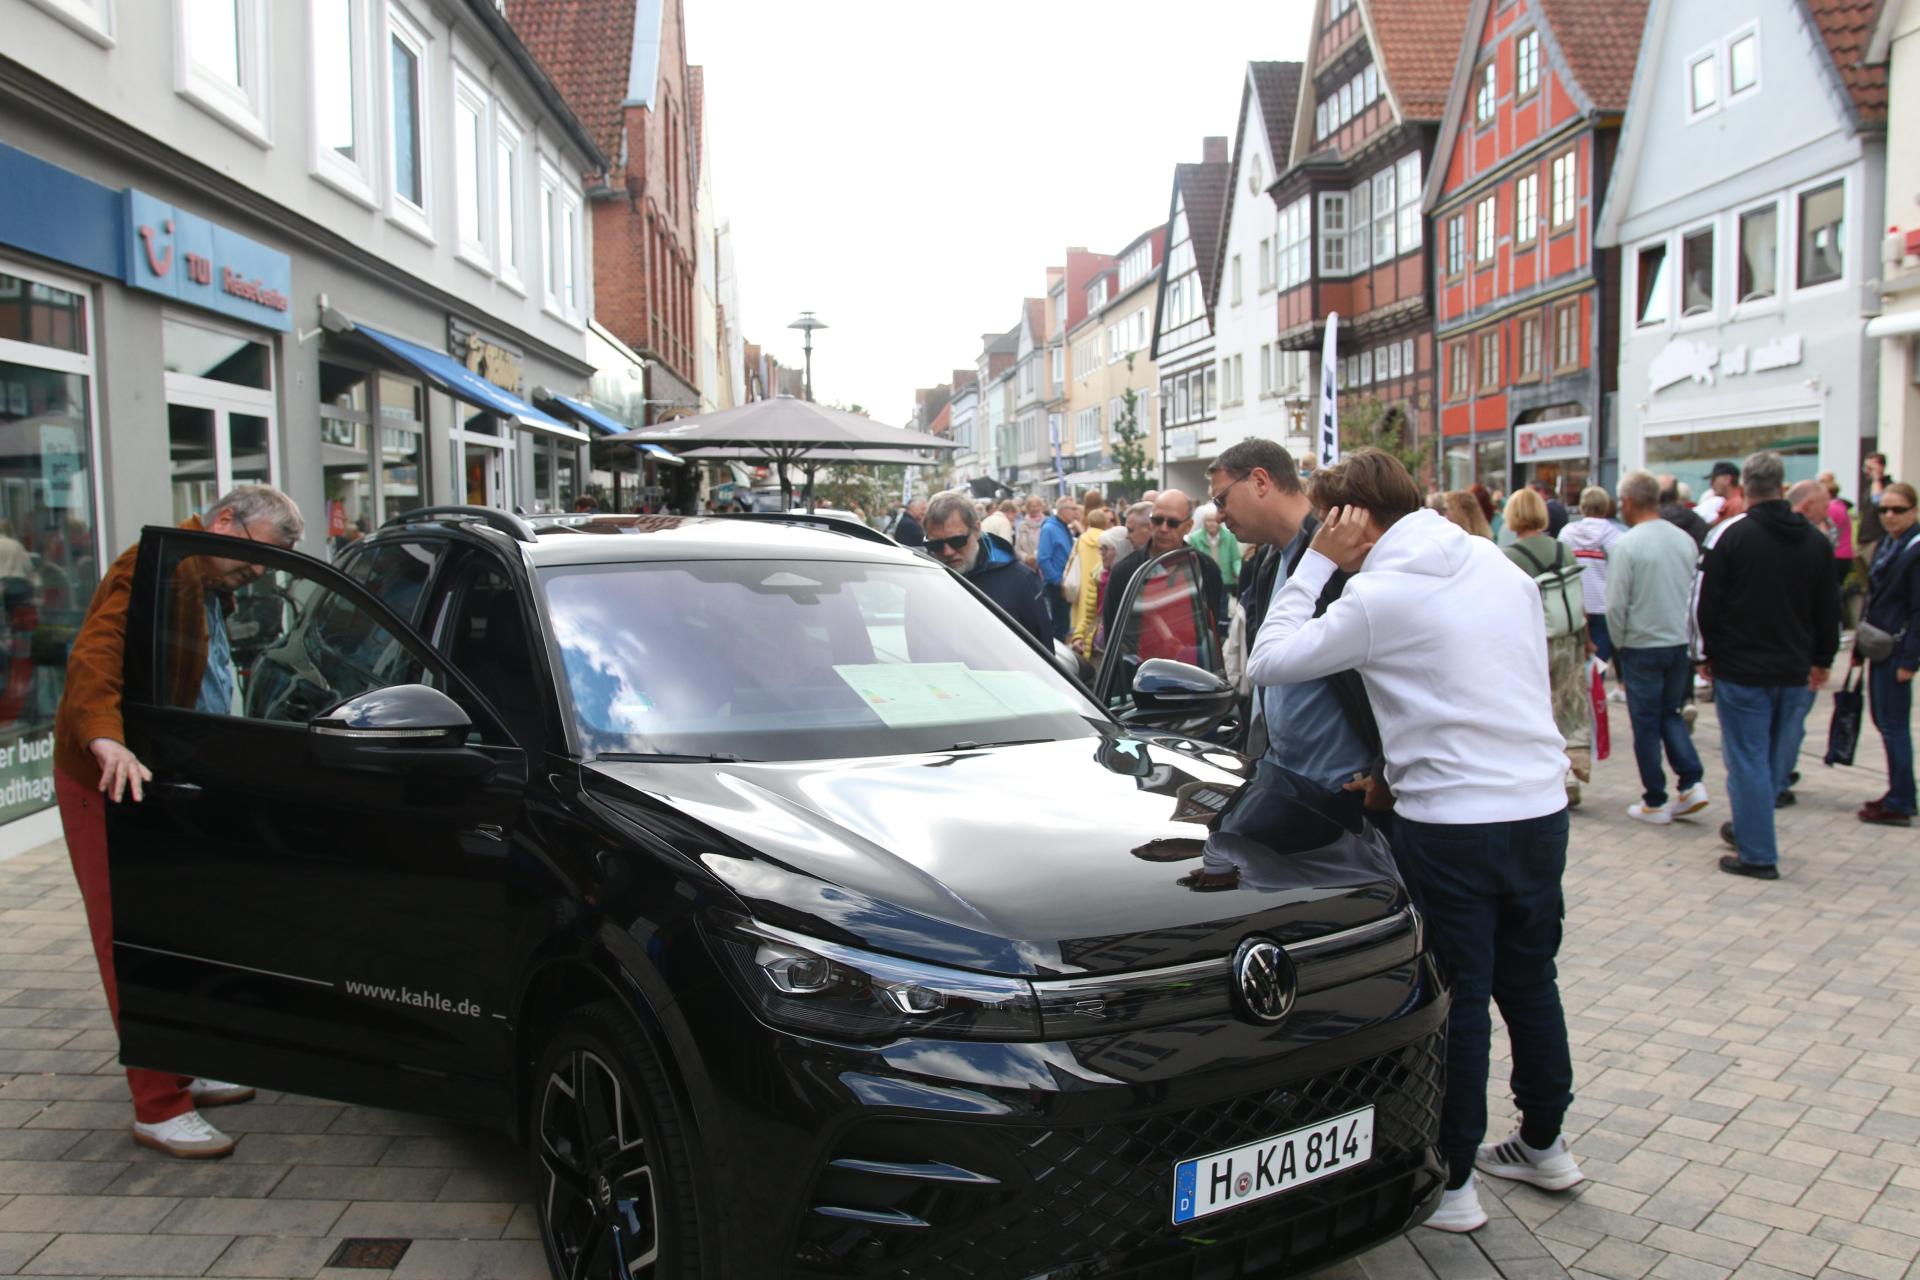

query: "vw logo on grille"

left=1233, top=937, right=1296, bottom=1024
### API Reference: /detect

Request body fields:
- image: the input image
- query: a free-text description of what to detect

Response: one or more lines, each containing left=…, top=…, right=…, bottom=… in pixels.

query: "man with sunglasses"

left=54, top=486, right=304, bottom=1159
left=1100, top=490, right=1224, bottom=644
left=921, top=490, right=1051, bottom=643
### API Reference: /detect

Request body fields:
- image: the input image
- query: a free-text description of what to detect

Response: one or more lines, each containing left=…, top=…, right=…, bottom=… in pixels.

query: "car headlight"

left=706, top=912, right=1041, bottom=1043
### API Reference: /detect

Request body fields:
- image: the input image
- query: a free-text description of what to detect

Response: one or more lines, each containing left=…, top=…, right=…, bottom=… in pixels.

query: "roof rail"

left=382, top=505, right=537, bottom=543
left=707, top=511, right=901, bottom=549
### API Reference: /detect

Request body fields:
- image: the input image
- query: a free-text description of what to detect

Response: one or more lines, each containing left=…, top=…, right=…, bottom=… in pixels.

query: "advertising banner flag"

left=1318, top=313, right=1340, bottom=469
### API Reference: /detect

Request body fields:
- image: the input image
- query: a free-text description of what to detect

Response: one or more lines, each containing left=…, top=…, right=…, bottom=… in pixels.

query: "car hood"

left=584, top=733, right=1408, bottom=978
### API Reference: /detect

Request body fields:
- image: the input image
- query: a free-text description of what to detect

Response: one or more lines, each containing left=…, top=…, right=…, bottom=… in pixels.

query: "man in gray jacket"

left=1608, top=471, right=1708, bottom=826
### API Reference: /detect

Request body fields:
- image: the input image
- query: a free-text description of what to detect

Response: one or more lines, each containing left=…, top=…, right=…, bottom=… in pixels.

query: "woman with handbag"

left=1858, top=483, right=1920, bottom=826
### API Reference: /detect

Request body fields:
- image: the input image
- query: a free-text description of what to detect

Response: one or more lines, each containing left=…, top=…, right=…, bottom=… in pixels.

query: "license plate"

left=1171, top=1106, right=1374, bottom=1224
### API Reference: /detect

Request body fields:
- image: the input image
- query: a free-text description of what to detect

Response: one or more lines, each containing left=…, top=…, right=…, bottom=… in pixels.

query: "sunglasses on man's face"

left=926, top=533, right=973, bottom=552
left=1149, top=515, right=1185, bottom=529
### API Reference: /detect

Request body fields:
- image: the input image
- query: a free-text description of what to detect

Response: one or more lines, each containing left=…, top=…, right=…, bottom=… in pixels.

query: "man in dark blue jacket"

left=1036, top=496, right=1081, bottom=641
left=923, top=491, right=1051, bottom=644
left=1860, top=480, right=1919, bottom=826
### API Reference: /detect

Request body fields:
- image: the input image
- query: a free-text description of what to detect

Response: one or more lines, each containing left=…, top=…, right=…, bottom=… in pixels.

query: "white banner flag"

left=1318, top=312, right=1340, bottom=469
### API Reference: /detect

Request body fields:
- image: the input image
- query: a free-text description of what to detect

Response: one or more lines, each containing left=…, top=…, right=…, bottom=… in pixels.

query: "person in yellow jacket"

left=1069, top=508, right=1113, bottom=654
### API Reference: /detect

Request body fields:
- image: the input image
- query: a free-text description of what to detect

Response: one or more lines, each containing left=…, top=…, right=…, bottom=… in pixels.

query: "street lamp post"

left=788, top=311, right=827, bottom=402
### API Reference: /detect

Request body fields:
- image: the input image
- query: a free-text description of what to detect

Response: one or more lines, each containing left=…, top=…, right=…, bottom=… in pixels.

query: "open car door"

left=104, top=526, right=527, bottom=1123
left=1093, top=546, right=1240, bottom=742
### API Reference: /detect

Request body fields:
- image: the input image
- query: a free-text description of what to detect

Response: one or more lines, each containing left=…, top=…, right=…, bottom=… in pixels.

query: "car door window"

left=440, top=562, right=543, bottom=748
left=155, top=541, right=426, bottom=726
left=340, top=539, right=442, bottom=627
left=1100, top=549, right=1222, bottom=712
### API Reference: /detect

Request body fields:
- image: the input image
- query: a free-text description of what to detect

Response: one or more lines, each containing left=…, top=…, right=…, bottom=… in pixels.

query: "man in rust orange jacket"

left=54, top=486, right=303, bottom=1158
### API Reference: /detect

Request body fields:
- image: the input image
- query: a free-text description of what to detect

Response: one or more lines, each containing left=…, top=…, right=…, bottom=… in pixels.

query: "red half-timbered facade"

left=1272, top=0, right=1472, bottom=471
left=1426, top=0, right=1647, bottom=494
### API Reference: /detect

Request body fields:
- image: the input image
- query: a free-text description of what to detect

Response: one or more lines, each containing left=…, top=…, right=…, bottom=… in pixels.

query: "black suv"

left=105, top=508, right=1445, bottom=1279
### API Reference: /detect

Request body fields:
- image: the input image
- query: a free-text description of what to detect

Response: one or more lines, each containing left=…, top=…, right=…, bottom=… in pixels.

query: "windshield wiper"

left=594, top=751, right=758, bottom=764
left=946, top=738, right=1055, bottom=752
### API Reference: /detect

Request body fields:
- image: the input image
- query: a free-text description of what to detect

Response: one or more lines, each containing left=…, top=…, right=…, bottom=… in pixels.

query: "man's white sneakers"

left=1629, top=784, right=1709, bottom=826
left=1673, top=782, right=1710, bottom=816
left=1424, top=1174, right=1488, bottom=1232
left=187, top=1078, right=256, bottom=1107
left=1476, top=1132, right=1585, bottom=1192
left=131, top=1109, right=235, bottom=1159
left=1627, top=802, right=1673, bottom=825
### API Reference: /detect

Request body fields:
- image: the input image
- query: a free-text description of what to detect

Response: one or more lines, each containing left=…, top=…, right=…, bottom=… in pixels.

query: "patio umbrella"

left=605, top=396, right=956, bottom=509
left=679, top=445, right=948, bottom=510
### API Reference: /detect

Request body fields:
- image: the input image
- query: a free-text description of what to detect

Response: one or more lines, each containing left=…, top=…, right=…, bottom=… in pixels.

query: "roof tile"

left=1250, top=61, right=1305, bottom=163
left=505, top=0, right=637, bottom=167
left=1177, top=158, right=1231, bottom=302
left=1537, top=0, right=1650, bottom=112
left=1368, top=0, right=1475, bottom=119
left=1803, top=0, right=1888, bottom=125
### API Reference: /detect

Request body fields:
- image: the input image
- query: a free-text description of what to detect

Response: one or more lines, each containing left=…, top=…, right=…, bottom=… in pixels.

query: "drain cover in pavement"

left=326, top=1239, right=413, bottom=1269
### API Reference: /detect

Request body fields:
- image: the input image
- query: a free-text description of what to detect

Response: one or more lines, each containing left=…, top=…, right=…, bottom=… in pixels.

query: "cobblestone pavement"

left=0, top=699, right=1912, bottom=1280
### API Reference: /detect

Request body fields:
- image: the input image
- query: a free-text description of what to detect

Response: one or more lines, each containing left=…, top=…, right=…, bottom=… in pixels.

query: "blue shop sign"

left=124, top=190, right=292, bottom=332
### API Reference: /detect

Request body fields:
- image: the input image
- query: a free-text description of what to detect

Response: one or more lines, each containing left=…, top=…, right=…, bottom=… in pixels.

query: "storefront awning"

left=535, top=392, right=682, bottom=463
left=345, top=322, right=587, bottom=441
left=1865, top=311, right=1920, bottom=340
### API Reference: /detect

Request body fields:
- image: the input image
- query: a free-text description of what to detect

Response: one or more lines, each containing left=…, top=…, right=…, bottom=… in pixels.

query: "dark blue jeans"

left=1393, top=809, right=1573, bottom=1184
left=1047, top=585, right=1071, bottom=641
left=1617, top=645, right=1703, bottom=807
left=1870, top=661, right=1915, bottom=815
left=1714, top=680, right=1812, bottom=866
left=1586, top=614, right=1613, bottom=663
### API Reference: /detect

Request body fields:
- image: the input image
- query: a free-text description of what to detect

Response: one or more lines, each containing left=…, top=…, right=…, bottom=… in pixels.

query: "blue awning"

left=540, top=392, right=685, bottom=465
left=348, top=322, right=587, bottom=441
left=638, top=442, right=683, bottom=464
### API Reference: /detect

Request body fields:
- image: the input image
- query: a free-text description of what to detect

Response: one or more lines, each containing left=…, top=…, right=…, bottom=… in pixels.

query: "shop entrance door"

left=461, top=439, right=508, bottom=507
left=163, top=318, right=275, bottom=520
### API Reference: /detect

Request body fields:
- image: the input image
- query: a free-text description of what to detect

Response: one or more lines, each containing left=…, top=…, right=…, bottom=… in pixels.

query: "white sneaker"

left=1607, top=687, right=1627, bottom=703
left=188, top=1078, right=255, bottom=1107
left=1476, top=1132, right=1583, bottom=1192
left=1424, top=1175, right=1487, bottom=1232
left=1673, top=782, right=1710, bottom=817
left=131, top=1109, right=235, bottom=1159
left=1681, top=704, right=1698, bottom=732
left=1627, top=802, right=1673, bottom=825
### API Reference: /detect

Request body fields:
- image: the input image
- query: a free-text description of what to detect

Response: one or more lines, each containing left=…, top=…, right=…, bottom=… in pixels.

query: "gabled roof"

left=1023, top=298, right=1047, bottom=344
left=1366, top=0, right=1476, bottom=121
left=507, top=0, right=668, bottom=166
left=1802, top=0, right=1889, bottom=127
left=1210, top=63, right=1302, bottom=310
left=1175, top=156, right=1231, bottom=305
left=465, top=0, right=606, bottom=168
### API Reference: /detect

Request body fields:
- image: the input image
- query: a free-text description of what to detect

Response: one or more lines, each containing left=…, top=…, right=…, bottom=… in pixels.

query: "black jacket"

left=893, top=511, right=925, bottom=547
left=1659, top=502, right=1709, bottom=547
left=963, top=532, right=1050, bottom=644
left=1102, top=542, right=1224, bottom=639
left=1865, top=527, right=1920, bottom=673
left=1698, top=500, right=1842, bottom=686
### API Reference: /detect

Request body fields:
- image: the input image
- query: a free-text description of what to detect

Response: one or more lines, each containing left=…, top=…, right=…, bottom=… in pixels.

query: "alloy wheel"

left=539, top=1049, right=660, bottom=1279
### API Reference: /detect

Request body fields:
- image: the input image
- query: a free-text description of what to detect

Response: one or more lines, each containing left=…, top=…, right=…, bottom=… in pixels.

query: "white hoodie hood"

left=1246, top=509, right=1569, bottom=824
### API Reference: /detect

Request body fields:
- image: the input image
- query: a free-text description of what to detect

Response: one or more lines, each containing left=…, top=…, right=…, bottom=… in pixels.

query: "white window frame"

left=1732, top=196, right=1782, bottom=314
left=561, top=189, right=583, bottom=323
left=1231, top=253, right=1243, bottom=306
left=384, top=3, right=434, bottom=243
left=1677, top=219, right=1718, bottom=326
left=27, top=0, right=115, bottom=47
left=538, top=157, right=564, bottom=318
left=1363, top=63, right=1378, bottom=103
left=308, top=0, right=377, bottom=206
left=1631, top=234, right=1673, bottom=330
left=1371, top=167, right=1396, bottom=263
left=494, top=107, right=526, bottom=293
left=1475, top=196, right=1496, bottom=263
left=1475, top=61, right=1496, bottom=123
left=1685, top=45, right=1720, bottom=122
left=1050, top=345, right=1063, bottom=384
left=1725, top=22, right=1761, bottom=102
left=1515, top=172, right=1539, bottom=244
left=1549, top=151, right=1577, bottom=230
left=452, top=63, right=493, bottom=271
left=1348, top=181, right=1371, bottom=272
left=0, top=258, right=106, bottom=568
left=1789, top=173, right=1849, bottom=298
left=1516, top=30, right=1540, bottom=98
left=174, top=0, right=271, bottom=145
left=1396, top=153, right=1423, bottom=252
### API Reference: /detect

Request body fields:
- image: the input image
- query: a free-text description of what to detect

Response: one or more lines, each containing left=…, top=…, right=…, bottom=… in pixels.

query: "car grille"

left=792, top=1032, right=1444, bottom=1278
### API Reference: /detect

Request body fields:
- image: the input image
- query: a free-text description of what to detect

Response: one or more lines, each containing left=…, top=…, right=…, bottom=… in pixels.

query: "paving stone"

left=331, top=1201, right=514, bottom=1241
left=154, top=1197, right=347, bottom=1236
left=0, top=1159, right=126, bottom=1194
left=273, top=1165, right=451, bottom=1203
left=203, top=1233, right=344, bottom=1279
left=0, top=1232, right=55, bottom=1272
left=21, top=1231, right=231, bottom=1275
left=102, top=1162, right=290, bottom=1199
left=0, top=1192, right=181, bottom=1232
left=386, top=1239, right=546, bottom=1279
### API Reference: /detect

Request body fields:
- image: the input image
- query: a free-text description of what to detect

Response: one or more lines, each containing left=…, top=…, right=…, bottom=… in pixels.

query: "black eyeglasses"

left=926, top=533, right=972, bottom=552
left=1149, top=515, right=1185, bottom=529
left=1209, top=474, right=1250, bottom=508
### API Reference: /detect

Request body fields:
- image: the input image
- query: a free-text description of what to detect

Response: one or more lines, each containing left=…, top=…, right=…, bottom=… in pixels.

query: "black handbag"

left=1825, top=666, right=1865, bottom=767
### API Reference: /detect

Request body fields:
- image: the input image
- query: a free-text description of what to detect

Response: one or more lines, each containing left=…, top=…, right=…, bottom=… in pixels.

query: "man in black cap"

left=1697, top=462, right=1743, bottom=526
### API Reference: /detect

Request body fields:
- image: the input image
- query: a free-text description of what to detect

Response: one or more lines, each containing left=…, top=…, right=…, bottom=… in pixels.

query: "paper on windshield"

left=832, top=663, right=1076, bottom=728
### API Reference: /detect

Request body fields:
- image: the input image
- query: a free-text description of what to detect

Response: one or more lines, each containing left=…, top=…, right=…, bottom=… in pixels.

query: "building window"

left=495, top=111, right=524, bottom=289
left=1553, top=303, right=1579, bottom=372
left=1681, top=226, right=1715, bottom=317
left=1364, top=63, right=1378, bottom=103
left=1475, top=196, right=1496, bottom=263
left=1518, top=313, right=1542, bottom=380
left=1119, top=242, right=1153, bottom=289
left=1687, top=49, right=1718, bottom=118
left=1259, top=343, right=1273, bottom=396
left=562, top=194, right=581, bottom=317
left=1728, top=26, right=1759, bottom=98
left=1278, top=197, right=1311, bottom=289
left=176, top=0, right=269, bottom=141
left=453, top=69, right=490, bottom=267
left=1796, top=180, right=1845, bottom=288
left=1338, top=81, right=1352, bottom=124
left=1636, top=241, right=1670, bottom=326
left=1515, top=172, right=1539, bottom=244
left=1516, top=30, right=1540, bottom=98
left=320, top=362, right=427, bottom=545
left=1478, top=330, right=1499, bottom=390
left=1050, top=346, right=1063, bottom=385
left=1316, top=102, right=1329, bottom=141
left=1396, top=153, right=1423, bottom=251
left=1475, top=62, right=1496, bottom=123
left=386, top=6, right=431, bottom=234
left=1087, top=277, right=1108, bottom=311
left=1737, top=202, right=1778, bottom=304
left=1202, top=367, right=1216, bottom=418
left=310, top=0, right=374, bottom=200
left=1319, top=192, right=1349, bottom=276
left=1230, top=254, right=1243, bottom=305
left=1371, top=167, right=1397, bottom=262
left=1448, top=341, right=1470, bottom=400
left=1401, top=338, right=1414, bottom=375
left=1256, top=239, right=1272, bottom=290
left=25, top=0, right=114, bottom=44
left=1549, top=151, right=1576, bottom=231
left=1447, top=215, right=1466, bottom=276
left=1348, top=181, right=1372, bottom=272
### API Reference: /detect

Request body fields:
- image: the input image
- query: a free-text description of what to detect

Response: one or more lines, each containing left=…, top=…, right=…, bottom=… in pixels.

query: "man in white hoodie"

left=1246, top=449, right=1581, bottom=1232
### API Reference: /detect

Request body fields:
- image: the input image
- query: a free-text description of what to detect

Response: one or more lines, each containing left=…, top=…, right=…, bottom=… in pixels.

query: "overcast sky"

left=687, top=0, right=1313, bottom=425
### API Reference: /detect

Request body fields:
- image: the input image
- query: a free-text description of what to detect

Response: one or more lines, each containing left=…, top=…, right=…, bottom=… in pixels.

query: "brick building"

left=1426, top=0, right=1648, bottom=496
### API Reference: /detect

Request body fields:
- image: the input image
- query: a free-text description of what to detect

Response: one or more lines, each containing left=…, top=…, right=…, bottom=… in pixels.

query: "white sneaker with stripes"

left=1476, top=1131, right=1583, bottom=1191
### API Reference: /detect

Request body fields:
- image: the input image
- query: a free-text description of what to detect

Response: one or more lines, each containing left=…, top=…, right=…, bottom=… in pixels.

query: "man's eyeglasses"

left=1209, top=474, right=1250, bottom=509
left=926, top=533, right=973, bottom=552
left=1881, top=505, right=1914, bottom=516
left=1148, top=515, right=1185, bottom=529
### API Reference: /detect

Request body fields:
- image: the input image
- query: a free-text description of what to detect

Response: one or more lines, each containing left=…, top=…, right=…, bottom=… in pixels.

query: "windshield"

left=542, top=558, right=1104, bottom=761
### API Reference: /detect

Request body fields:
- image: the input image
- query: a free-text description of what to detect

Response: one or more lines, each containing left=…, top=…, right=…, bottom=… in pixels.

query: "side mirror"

left=1132, top=659, right=1236, bottom=716
left=309, top=684, right=492, bottom=780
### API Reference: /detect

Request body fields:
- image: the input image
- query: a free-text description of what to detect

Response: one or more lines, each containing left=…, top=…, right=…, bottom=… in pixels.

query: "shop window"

left=321, top=362, right=423, bottom=552
left=1681, top=227, right=1716, bottom=317
left=1796, top=180, right=1845, bottom=289
left=1737, top=203, right=1778, bottom=304
left=1644, top=422, right=1818, bottom=500
left=1635, top=242, right=1670, bottom=327
left=1476, top=436, right=1508, bottom=488
left=0, top=265, right=99, bottom=826
left=310, top=0, right=374, bottom=202
left=386, top=4, right=432, bottom=236
left=176, top=0, right=269, bottom=143
left=162, top=319, right=270, bottom=389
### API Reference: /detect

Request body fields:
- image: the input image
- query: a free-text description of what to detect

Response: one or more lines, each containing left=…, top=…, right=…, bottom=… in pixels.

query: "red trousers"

left=54, top=769, right=194, bottom=1124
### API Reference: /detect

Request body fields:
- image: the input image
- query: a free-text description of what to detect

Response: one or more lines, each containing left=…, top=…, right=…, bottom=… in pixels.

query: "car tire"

left=529, top=1001, right=702, bottom=1279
